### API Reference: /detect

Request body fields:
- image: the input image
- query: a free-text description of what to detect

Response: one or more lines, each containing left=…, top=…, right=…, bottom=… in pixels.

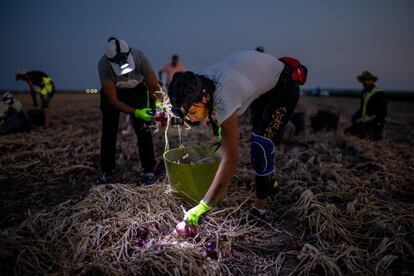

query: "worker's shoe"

left=141, top=172, right=156, bottom=185
left=102, top=173, right=114, bottom=184
left=242, top=207, right=267, bottom=227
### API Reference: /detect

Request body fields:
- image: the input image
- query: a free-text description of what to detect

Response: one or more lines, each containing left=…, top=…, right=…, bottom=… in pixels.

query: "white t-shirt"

left=201, top=51, right=284, bottom=125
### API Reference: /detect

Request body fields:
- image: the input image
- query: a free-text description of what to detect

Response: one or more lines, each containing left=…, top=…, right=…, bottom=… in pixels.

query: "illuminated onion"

left=175, top=221, right=197, bottom=238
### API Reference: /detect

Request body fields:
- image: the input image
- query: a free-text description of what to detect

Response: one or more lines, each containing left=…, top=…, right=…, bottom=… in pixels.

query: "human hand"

left=184, top=199, right=212, bottom=225
left=134, top=108, right=154, bottom=122
left=155, top=100, right=163, bottom=109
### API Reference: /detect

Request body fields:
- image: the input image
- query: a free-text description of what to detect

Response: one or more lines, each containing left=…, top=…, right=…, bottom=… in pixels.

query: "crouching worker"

left=0, top=92, right=30, bottom=134
left=345, top=71, right=387, bottom=140
left=15, top=69, right=55, bottom=128
left=98, top=37, right=160, bottom=184
left=168, top=51, right=307, bottom=226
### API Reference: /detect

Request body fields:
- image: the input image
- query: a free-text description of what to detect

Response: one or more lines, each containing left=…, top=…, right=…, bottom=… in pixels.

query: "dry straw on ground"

left=1, top=130, right=413, bottom=275
left=0, top=93, right=413, bottom=274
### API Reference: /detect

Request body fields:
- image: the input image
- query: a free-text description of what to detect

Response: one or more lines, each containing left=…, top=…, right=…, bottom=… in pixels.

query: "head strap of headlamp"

left=107, top=37, right=130, bottom=65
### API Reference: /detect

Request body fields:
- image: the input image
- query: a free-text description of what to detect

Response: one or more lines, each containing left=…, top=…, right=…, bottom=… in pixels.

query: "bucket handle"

left=210, top=141, right=221, bottom=153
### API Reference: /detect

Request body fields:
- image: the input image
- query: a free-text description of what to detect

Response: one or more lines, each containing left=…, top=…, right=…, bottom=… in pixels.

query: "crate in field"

left=311, top=109, right=339, bottom=132
left=0, top=111, right=31, bottom=134
left=27, top=109, right=45, bottom=126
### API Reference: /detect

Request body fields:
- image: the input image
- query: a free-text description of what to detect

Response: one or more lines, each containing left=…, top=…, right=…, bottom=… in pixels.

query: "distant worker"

left=98, top=37, right=160, bottom=184
left=0, top=91, right=30, bottom=134
left=255, top=46, right=265, bottom=53
left=168, top=51, right=308, bottom=227
left=158, top=54, right=185, bottom=88
left=345, top=71, right=387, bottom=140
left=15, top=69, right=55, bottom=128
left=0, top=91, right=23, bottom=121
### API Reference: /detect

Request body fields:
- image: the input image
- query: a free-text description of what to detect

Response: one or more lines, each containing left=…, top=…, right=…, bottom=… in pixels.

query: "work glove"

left=134, top=108, right=154, bottom=122
left=155, top=100, right=163, bottom=109
left=184, top=199, right=212, bottom=225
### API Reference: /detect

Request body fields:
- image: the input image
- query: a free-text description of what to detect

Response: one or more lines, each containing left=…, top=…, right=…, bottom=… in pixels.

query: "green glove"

left=217, top=127, right=222, bottom=142
left=184, top=199, right=212, bottom=225
left=134, top=108, right=154, bottom=122
left=155, top=100, right=163, bottom=109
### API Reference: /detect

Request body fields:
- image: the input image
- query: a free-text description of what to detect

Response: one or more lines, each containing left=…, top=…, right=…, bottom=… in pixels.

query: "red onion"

left=137, top=226, right=149, bottom=240
left=225, top=248, right=235, bottom=258
left=137, top=239, right=147, bottom=247
left=175, top=221, right=197, bottom=238
left=154, top=112, right=167, bottom=125
left=203, top=240, right=218, bottom=259
left=203, top=240, right=217, bottom=251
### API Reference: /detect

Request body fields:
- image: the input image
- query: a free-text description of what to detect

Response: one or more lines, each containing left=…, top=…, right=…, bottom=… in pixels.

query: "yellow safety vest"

left=40, top=77, right=53, bottom=96
left=361, top=86, right=384, bottom=122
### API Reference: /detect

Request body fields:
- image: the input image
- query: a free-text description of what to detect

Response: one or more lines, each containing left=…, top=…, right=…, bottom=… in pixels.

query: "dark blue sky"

left=1, top=0, right=413, bottom=91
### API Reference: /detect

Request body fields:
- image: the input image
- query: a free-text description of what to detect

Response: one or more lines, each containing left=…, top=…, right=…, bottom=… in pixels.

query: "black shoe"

left=140, top=172, right=156, bottom=185
left=242, top=208, right=267, bottom=227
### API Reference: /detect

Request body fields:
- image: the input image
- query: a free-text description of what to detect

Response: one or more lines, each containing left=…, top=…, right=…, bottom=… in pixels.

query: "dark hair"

left=168, top=72, right=219, bottom=137
left=168, top=71, right=203, bottom=113
left=199, top=76, right=220, bottom=137
left=172, top=55, right=179, bottom=60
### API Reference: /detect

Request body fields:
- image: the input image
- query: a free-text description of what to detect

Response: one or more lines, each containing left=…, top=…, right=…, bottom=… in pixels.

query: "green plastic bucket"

left=163, top=146, right=225, bottom=204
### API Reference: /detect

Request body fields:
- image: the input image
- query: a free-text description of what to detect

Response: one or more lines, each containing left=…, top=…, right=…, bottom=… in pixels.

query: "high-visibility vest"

left=40, top=77, right=53, bottom=96
left=361, top=86, right=384, bottom=122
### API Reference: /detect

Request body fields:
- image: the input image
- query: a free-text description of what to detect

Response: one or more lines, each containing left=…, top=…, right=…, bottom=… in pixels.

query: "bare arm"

left=102, top=81, right=135, bottom=114
left=144, top=71, right=161, bottom=101
left=28, top=80, right=37, bottom=107
left=203, top=113, right=239, bottom=205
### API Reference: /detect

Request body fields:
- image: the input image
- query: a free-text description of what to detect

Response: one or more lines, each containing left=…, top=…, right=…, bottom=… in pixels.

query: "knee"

left=250, top=133, right=276, bottom=176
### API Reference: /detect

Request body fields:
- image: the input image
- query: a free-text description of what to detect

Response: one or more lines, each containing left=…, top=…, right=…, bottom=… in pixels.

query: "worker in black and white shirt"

left=98, top=37, right=160, bottom=185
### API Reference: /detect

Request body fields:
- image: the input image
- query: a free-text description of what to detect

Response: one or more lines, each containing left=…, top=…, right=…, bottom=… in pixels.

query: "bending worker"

left=168, top=51, right=307, bottom=226
left=15, top=69, right=55, bottom=128
left=98, top=37, right=159, bottom=184
left=0, top=92, right=23, bottom=118
left=345, top=71, right=387, bottom=140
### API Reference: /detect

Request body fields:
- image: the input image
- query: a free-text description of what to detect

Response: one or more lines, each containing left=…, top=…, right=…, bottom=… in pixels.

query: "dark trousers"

left=250, top=65, right=300, bottom=199
left=100, top=83, right=156, bottom=174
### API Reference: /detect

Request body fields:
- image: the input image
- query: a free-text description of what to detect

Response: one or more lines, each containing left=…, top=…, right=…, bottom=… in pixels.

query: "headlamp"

left=120, top=62, right=129, bottom=69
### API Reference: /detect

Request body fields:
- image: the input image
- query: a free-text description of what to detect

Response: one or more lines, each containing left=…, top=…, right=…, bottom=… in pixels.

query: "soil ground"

left=1, top=93, right=413, bottom=229
left=0, top=92, right=413, bottom=274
